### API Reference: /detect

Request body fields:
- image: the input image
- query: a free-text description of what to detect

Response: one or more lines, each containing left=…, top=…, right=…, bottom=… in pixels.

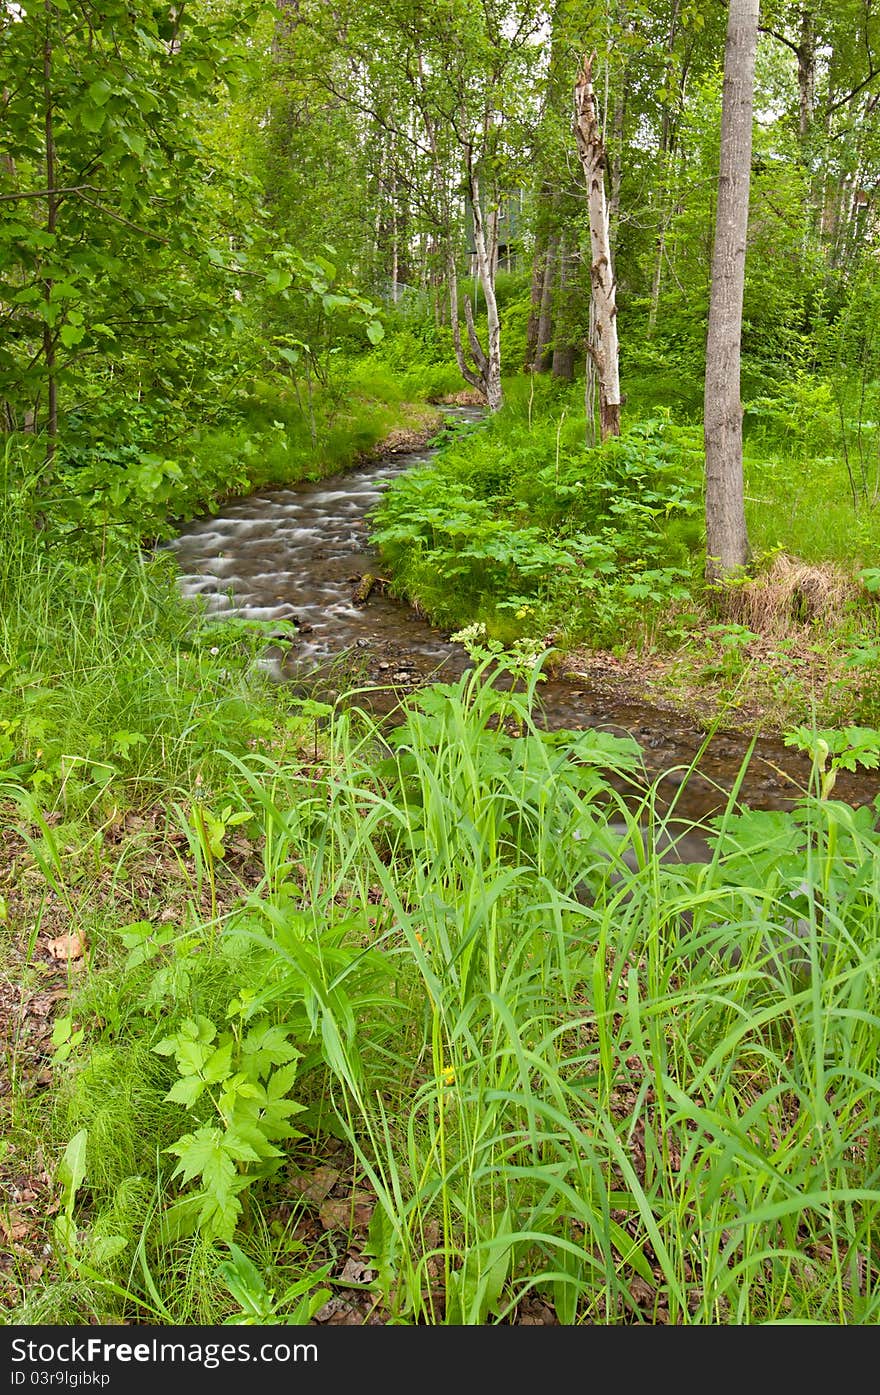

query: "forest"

left=2, top=0, right=880, bottom=1329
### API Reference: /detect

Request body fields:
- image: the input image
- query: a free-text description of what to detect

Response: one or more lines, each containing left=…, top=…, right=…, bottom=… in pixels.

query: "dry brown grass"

left=719, top=554, right=858, bottom=636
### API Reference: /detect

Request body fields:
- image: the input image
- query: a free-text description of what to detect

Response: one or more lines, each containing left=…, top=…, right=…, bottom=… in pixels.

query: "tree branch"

left=0, top=184, right=104, bottom=201
left=757, top=25, right=800, bottom=57
left=827, top=68, right=880, bottom=113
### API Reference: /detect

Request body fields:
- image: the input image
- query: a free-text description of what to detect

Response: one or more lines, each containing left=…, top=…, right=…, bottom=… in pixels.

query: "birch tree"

left=703, top=0, right=759, bottom=582
left=573, top=53, right=621, bottom=441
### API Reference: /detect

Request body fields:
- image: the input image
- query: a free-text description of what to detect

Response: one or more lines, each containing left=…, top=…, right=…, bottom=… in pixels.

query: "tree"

left=573, top=53, right=621, bottom=441
left=703, top=0, right=759, bottom=582
left=0, top=0, right=257, bottom=465
left=269, top=0, right=547, bottom=410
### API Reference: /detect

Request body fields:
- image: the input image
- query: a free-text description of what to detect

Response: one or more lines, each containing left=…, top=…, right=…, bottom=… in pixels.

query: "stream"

left=164, top=406, right=878, bottom=826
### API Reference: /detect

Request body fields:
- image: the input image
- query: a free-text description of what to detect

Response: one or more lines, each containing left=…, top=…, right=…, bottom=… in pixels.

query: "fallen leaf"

left=289, top=1166, right=339, bottom=1204
left=518, top=1299, right=558, bottom=1325
left=318, top=1196, right=374, bottom=1231
left=629, top=1275, right=656, bottom=1308
left=0, top=1214, right=33, bottom=1244
left=314, top=1296, right=358, bottom=1324
left=339, top=1256, right=373, bottom=1286
left=46, top=932, right=87, bottom=962
left=326, top=1306, right=364, bottom=1326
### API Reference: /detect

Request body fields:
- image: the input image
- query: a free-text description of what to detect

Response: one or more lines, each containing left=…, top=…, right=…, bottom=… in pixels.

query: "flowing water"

left=165, top=406, right=878, bottom=828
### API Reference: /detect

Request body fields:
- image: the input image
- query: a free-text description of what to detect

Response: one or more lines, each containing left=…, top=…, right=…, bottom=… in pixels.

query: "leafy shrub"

left=370, top=396, right=703, bottom=646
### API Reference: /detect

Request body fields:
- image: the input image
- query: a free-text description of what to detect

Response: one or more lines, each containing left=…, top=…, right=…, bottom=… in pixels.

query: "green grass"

left=168, top=358, right=442, bottom=509
left=5, top=631, right=880, bottom=1325
left=744, top=447, right=880, bottom=570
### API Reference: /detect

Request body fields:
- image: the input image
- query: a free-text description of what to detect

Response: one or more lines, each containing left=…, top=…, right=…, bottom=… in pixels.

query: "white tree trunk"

left=573, top=54, right=621, bottom=441
left=447, top=252, right=485, bottom=397
left=703, top=0, right=758, bottom=582
left=466, top=169, right=503, bottom=411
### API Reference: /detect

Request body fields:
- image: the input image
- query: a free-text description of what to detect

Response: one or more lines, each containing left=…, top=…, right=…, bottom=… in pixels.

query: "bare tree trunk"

left=446, top=165, right=503, bottom=410
left=797, top=5, right=815, bottom=148
left=552, top=343, right=577, bottom=380
left=703, top=0, right=758, bottom=583
left=525, top=231, right=547, bottom=368
left=43, top=3, right=58, bottom=465
left=415, top=52, right=501, bottom=408
left=573, top=54, right=621, bottom=441
left=447, top=253, right=485, bottom=397
left=552, top=237, right=576, bottom=380
left=533, top=234, right=556, bottom=371
left=467, top=169, right=502, bottom=410
left=584, top=298, right=598, bottom=447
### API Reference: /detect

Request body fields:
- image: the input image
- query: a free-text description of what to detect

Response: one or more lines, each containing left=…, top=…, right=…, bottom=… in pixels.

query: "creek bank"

left=348, top=403, right=445, bottom=464
left=167, top=408, right=879, bottom=821
left=556, top=638, right=846, bottom=743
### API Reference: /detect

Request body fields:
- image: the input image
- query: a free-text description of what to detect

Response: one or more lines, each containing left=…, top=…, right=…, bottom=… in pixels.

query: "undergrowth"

left=4, top=629, right=880, bottom=1326
left=370, top=378, right=704, bottom=649
left=3, top=334, right=880, bottom=1326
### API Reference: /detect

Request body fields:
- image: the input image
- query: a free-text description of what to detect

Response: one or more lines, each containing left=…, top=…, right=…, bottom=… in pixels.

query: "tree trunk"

left=464, top=168, right=503, bottom=410
left=797, top=6, right=815, bottom=150
left=42, top=3, right=58, bottom=465
left=551, top=237, right=576, bottom=380
left=573, top=54, right=621, bottom=441
left=447, top=189, right=503, bottom=414
left=533, top=233, right=556, bottom=371
left=552, top=342, right=576, bottom=381
left=703, top=0, right=758, bottom=583
left=447, top=253, right=484, bottom=397
left=647, top=0, right=682, bottom=333
left=525, top=231, right=547, bottom=368
left=607, top=90, right=626, bottom=260
left=584, top=298, right=598, bottom=447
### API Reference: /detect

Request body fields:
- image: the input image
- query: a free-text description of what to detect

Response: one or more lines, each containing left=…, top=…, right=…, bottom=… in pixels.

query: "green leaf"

left=51, top=1016, right=73, bottom=1048
left=241, top=1024, right=298, bottom=1078
left=366, top=320, right=385, bottom=345
left=198, top=1186, right=243, bottom=1242
left=175, top=1038, right=213, bottom=1076
left=88, top=78, right=113, bottom=106
left=165, top=1075, right=207, bottom=1108
left=92, top=1233, right=128, bottom=1264
left=59, top=324, right=85, bottom=349
left=201, top=1041, right=234, bottom=1084
left=223, top=1129, right=272, bottom=1164
left=265, top=1060, right=301, bottom=1102
left=58, top=1130, right=88, bottom=1199
left=120, top=128, right=146, bottom=157
left=266, top=268, right=292, bottom=294
left=167, top=1125, right=227, bottom=1185
left=79, top=105, right=107, bottom=133
left=219, top=1243, right=274, bottom=1319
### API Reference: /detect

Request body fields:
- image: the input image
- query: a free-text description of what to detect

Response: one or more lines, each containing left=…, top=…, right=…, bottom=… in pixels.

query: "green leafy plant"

left=783, top=725, right=880, bottom=799
left=370, top=400, right=702, bottom=647
left=217, top=1243, right=333, bottom=1325
left=154, top=1010, right=305, bottom=1243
